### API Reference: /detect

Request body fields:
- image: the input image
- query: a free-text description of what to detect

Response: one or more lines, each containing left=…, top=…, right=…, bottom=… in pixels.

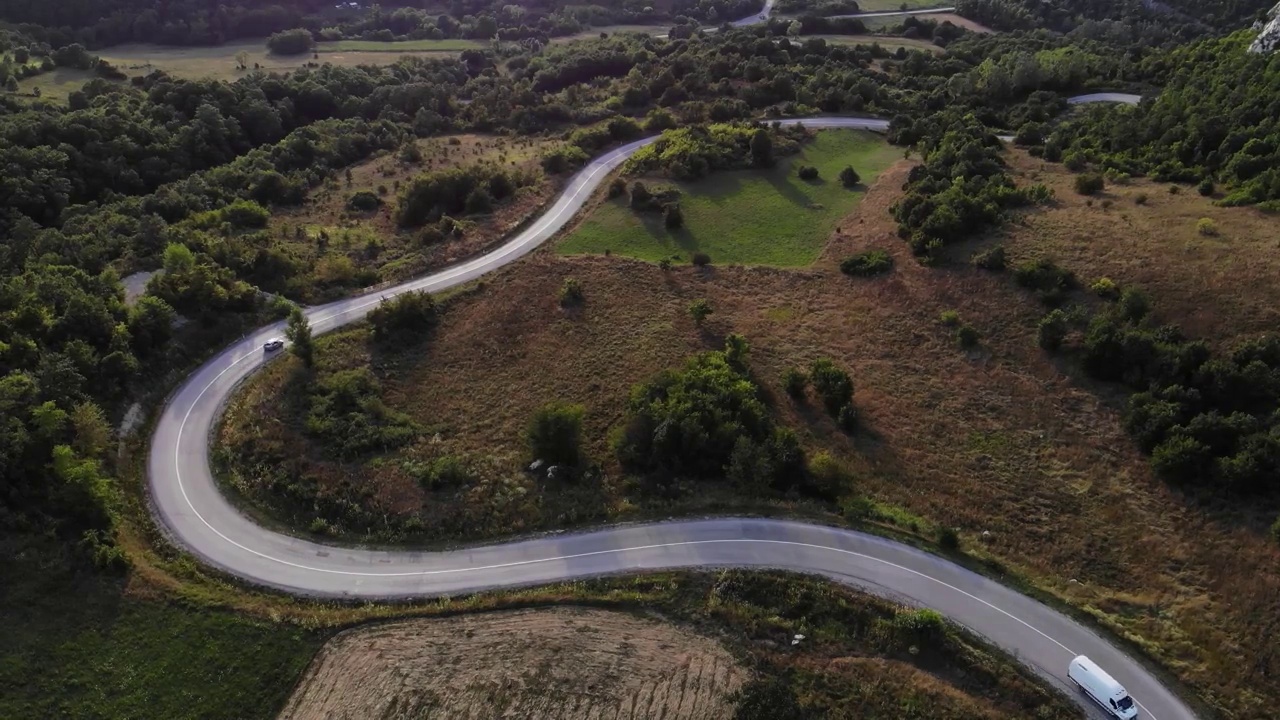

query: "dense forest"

left=1048, top=32, right=1280, bottom=208
left=0, top=0, right=764, bottom=48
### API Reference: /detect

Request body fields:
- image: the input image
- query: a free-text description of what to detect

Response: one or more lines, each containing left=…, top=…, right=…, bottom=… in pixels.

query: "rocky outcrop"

left=1249, top=1, right=1280, bottom=53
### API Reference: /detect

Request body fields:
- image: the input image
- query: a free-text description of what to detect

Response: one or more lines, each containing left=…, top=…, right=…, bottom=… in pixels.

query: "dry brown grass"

left=1000, top=152, right=1280, bottom=348
left=278, top=607, right=745, bottom=720
left=99, top=41, right=464, bottom=82
left=224, top=157, right=1280, bottom=718
left=266, top=133, right=558, bottom=301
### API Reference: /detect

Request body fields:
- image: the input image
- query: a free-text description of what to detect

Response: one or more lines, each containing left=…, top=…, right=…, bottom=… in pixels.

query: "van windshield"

left=1117, top=696, right=1135, bottom=711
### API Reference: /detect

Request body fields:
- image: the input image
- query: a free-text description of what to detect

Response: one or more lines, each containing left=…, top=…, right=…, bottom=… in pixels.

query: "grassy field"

left=860, top=12, right=993, bottom=32
left=317, top=38, right=482, bottom=52
left=558, top=130, right=900, bottom=266
left=551, top=25, right=667, bottom=42
left=13, top=68, right=98, bottom=102
left=0, top=541, right=324, bottom=720
left=97, top=40, right=466, bottom=83
left=811, top=33, right=944, bottom=52
left=217, top=152, right=1280, bottom=718
left=852, top=0, right=951, bottom=11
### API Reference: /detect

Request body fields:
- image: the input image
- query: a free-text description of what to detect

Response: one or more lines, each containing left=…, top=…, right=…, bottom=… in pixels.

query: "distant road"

left=147, top=99, right=1175, bottom=720
left=829, top=6, right=958, bottom=19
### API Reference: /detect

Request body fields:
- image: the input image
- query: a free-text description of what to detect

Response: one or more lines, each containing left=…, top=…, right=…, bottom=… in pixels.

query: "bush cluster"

left=840, top=249, right=894, bottom=277
left=615, top=338, right=815, bottom=494
left=892, top=116, right=1051, bottom=256
left=304, top=368, right=418, bottom=458
left=623, top=123, right=806, bottom=180
left=396, top=165, right=532, bottom=227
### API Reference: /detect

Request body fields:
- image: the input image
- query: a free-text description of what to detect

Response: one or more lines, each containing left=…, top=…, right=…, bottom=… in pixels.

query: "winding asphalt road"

left=145, top=95, right=1171, bottom=718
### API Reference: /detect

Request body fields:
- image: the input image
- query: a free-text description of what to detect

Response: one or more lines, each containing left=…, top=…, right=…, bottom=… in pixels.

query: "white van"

left=1068, top=655, right=1138, bottom=719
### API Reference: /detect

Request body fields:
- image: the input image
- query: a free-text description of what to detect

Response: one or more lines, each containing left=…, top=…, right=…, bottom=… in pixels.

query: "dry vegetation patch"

left=224, top=156, right=1280, bottom=717
left=278, top=607, right=746, bottom=720
left=267, top=133, right=558, bottom=301
left=1000, top=150, right=1280, bottom=347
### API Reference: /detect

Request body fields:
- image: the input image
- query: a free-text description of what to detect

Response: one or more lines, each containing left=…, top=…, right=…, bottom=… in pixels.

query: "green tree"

left=749, top=128, right=773, bottom=168
left=285, top=307, right=313, bottom=368
left=663, top=202, right=684, bottom=230
left=809, top=358, right=853, bottom=416
left=839, top=165, right=860, bottom=187
left=162, top=243, right=195, bottom=274
left=526, top=402, right=585, bottom=467
left=367, top=291, right=438, bottom=345
left=689, top=298, right=713, bottom=326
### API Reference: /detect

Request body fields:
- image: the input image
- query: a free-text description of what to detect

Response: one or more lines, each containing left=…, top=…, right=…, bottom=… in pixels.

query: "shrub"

left=1117, top=288, right=1150, bottom=322
left=266, top=28, right=314, bottom=55
left=629, top=180, right=652, bottom=208
left=797, top=165, right=819, bottom=180
left=1196, top=217, right=1219, bottom=236
left=840, top=249, right=893, bottom=277
left=221, top=199, right=270, bottom=229
left=726, top=437, right=775, bottom=491
left=939, top=310, right=960, bottom=327
left=1198, top=178, right=1215, bottom=196
left=957, top=325, right=980, bottom=349
left=559, top=278, right=584, bottom=307
left=937, top=527, right=961, bottom=551
left=541, top=145, right=588, bottom=173
left=1074, top=173, right=1105, bottom=196
left=839, top=165, right=860, bottom=187
left=1134, top=193, right=1148, bottom=205
left=1151, top=433, right=1211, bottom=483
left=367, top=291, right=438, bottom=345
left=615, top=341, right=803, bottom=487
left=782, top=368, right=807, bottom=398
left=807, top=451, right=856, bottom=499
left=837, top=403, right=858, bottom=433
left=972, top=245, right=1007, bottom=271
left=304, top=368, right=418, bottom=458
left=1014, top=259, right=1078, bottom=306
left=607, top=177, right=627, bottom=198
left=691, top=251, right=711, bottom=267
left=464, top=187, right=494, bottom=214
left=1037, top=309, right=1070, bottom=351
left=1091, top=277, right=1120, bottom=299
left=1271, top=515, right=1280, bottom=545
left=689, top=298, right=713, bottom=325
left=809, top=358, right=853, bottom=416
left=347, top=191, right=381, bottom=212
left=1169, top=185, right=1180, bottom=194
left=526, top=402, right=585, bottom=466
left=664, top=202, right=684, bottom=230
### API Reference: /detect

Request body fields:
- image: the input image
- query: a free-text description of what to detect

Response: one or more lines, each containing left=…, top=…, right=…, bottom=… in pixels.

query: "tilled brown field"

left=277, top=608, right=746, bottom=720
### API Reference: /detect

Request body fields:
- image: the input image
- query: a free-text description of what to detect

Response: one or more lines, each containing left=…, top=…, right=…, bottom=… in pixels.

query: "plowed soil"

left=278, top=608, right=746, bottom=720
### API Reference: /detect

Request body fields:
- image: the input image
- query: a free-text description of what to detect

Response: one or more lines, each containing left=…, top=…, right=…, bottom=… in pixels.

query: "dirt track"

left=278, top=608, right=746, bottom=719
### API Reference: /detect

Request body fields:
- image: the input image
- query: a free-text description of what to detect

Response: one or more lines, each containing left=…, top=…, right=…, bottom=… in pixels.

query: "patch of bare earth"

left=228, top=157, right=1279, bottom=717
left=277, top=608, right=746, bottom=720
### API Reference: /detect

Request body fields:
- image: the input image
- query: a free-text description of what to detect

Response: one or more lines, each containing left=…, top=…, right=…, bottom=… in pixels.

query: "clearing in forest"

left=97, top=41, right=467, bottom=83
left=558, top=129, right=900, bottom=265
left=277, top=608, right=746, bottom=720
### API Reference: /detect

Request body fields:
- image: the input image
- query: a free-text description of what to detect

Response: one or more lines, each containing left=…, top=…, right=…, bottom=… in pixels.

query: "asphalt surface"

left=147, top=95, right=1170, bottom=717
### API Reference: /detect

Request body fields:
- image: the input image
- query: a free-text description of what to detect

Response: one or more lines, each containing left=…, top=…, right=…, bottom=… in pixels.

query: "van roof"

left=1071, top=655, right=1129, bottom=699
